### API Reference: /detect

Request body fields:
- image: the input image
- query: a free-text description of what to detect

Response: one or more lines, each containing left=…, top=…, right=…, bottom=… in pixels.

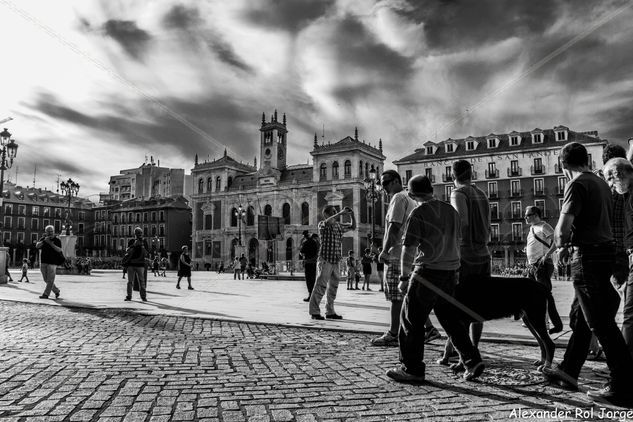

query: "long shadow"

left=336, top=301, right=390, bottom=311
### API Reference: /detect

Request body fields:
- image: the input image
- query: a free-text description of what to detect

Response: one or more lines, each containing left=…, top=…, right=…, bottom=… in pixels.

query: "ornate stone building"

left=191, top=111, right=386, bottom=269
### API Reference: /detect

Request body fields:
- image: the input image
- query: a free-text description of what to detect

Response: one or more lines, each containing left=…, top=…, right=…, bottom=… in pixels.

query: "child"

left=18, top=258, right=30, bottom=283
left=346, top=250, right=356, bottom=290
left=361, top=248, right=373, bottom=290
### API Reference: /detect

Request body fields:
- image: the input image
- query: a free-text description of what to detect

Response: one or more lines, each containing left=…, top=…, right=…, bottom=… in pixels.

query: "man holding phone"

left=309, top=205, right=356, bottom=320
left=36, top=225, right=63, bottom=299
left=125, top=227, right=149, bottom=302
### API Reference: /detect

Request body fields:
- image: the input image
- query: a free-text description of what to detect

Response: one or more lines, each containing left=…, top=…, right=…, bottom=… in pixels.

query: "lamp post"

left=235, top=204, right=246, bottom=246
left=60, top=178, right=80, bottom=235
left=0, top=128, right=18, bottom=219
left=363, top=167, right=379, bottom=248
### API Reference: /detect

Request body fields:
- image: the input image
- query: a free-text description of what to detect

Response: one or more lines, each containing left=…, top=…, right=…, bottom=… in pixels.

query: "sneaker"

left=326, top=313, right=343, bottom=320
left=141, top=297, right=147, bottom=302
left=549, top=324, right=563, bottom=335
left=188, top=286, right=194, bottom=290
left=54, top=291, right=60, bottom=299
left=124, top=296, right=131, bottom=301
left=303, top=297, right=310, bottom=302
left=450, top=361, right=465, bottom=372
left=311, top=314, right=325, bottom=320
left=587, top=383, right=633, bottom=408
left=176, top=285, right=181, bottom=289
left=371, top=332, right=398, bottom=346
left=543, top=365, right=578, bottom=391
left=386, top=367, right=425, bottom=384
left=38, top=295, right=49, bottom=299
left=464, top=361, right=485, bottom=381
left=424, top=328, right=442, bottom=343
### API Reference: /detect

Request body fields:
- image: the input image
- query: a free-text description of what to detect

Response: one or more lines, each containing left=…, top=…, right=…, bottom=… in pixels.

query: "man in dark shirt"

left=386, top=175, right=483, bottom=384
left=36, top=225, right=63, bottom=299
left=299, top=231, right=319, bottom=302
left=125, top=227, right=149, bottom=302
left=545, top=143, right=633, bottom=408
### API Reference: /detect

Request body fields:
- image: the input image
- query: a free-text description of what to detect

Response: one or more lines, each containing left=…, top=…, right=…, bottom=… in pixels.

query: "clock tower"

left=259, top=110, right=287, bottom=171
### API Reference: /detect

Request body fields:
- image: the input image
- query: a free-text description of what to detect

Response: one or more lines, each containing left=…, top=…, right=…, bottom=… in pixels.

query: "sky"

left=1, top=0, right=633, bottom=198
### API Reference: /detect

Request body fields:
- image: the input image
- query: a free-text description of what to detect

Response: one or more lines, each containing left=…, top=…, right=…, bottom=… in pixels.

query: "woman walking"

left=176, top=246, right=193, bottom=290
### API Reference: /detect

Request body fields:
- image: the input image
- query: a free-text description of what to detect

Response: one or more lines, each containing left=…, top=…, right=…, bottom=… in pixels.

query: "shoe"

left=141, top=297, right=147, bottom=302
left=587, top=348, right=604, bottom=361
left=367, top=287, right=372, bottom=291
left=54, top=291, right=60, bottom=299
left=464, top=361, right=485, bottom=381
left=386, top=367, right=425, bottom=384
left=311, top=314, right=325, bottom=320
left=303, top=297, right=310, bottom=302
left=450, top=361, right=465, bottom=372
left=587, top=383, right=633, bottom=407
left=361, top=287, right=365, bottom=290
left=543, top=366, right=578, bottom=391
left=176, top=285, right=181, bottom=289
left=424, top=328, right=442, bottom=343
left=325, top=314, right=343, bottom=320
left=371, top=332, right=398, bottom=346
left=549, top=325, right=564, bottom=335
left=437, top=357, right=450, bottom=366
left=124, top=296, right=131, bottom=301
left=39, top=295, right=49, bottom=299
left=188, top=286, right=194, bottom=290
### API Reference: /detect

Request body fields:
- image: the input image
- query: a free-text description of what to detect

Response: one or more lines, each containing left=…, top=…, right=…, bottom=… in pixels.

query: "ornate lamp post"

left=363, top=167, right=379, bottom=247
left=60, top=178, right=80, bottom=235
left=0, top=128, right=18, bottom=210
left=235, top=204, right=246, bottom=246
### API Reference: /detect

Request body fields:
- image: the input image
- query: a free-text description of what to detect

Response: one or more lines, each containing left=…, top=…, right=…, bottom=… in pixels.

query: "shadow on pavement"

left=337, top=301, right=391, bottom=311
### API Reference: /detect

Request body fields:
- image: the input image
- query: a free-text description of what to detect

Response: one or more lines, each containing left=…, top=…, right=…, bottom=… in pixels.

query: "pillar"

left=0, top=247, right=8, bottom=284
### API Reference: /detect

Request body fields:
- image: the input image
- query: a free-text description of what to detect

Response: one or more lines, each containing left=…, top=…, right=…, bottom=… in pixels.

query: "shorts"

left=384, top=260, right=404, bottom=302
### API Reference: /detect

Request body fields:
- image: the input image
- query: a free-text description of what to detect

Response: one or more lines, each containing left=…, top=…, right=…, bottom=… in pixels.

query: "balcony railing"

left=510, top=211, right=523, bottom=220
left=509, top=189, right=524, bottom=198
left=531, top=165, right=545, bottom=175
left=555, top=163, right=563, bottom=173
left=557, top=186, right=565, bottom=196
left=442, top=174, right=453, bottom=183
left=471, top=171, right=478, bottom=181
left=532, top=187, right=547, bottom=197
left=488, top=191, right=499, bottom=199
left=485, top=169, right=499, bottom=179
left=507, top=168, right=522, bottom=177
left=490, top=213, right=501, bottom=222
left=425, top=175, right=436, bottom=183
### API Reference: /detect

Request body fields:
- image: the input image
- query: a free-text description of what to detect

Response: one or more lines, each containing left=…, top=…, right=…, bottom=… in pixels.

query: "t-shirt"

left=561, top=172, right=614, bottom=246
left=126, top=238, right=149, bottom=267
left=526, top=221, right=554, bottom=264
left=383, top=190, right=417, bottom=261
left=451, top=184, right=490, bottom=259
left=403, top=198, right=461, bottom=270
left=40, top=237, right=63, bottom=265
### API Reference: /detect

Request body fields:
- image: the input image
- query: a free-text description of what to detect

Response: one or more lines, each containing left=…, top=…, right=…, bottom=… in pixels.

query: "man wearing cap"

left=299, top=230, right=319, bottom=302
left=386, top=175, right=483, bottom=383
left=525, top=205, right=563, bottom=334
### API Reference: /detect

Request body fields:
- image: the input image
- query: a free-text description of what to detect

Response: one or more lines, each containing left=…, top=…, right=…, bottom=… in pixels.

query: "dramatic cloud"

left=103, top=19, right=151, bottom=59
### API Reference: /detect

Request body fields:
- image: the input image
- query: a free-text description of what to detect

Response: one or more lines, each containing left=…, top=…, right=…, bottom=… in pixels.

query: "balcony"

left=510, top=211, right=523, bottom=220
left=556, top=186, right=565, bottom=196
left=507, top=168, right=522, bottom=177
left=589, top=160, right=596, bottom=171
left=490, top=213, right=502, bottom=222
left=509, top=189, right=524, bottom=198
left=442, top=174, right=453, bottom=183
left=488, top=191, right=499, bottom=199
left=490, top=236, right=500, bottom=243
left=425, top=175, right=436, bottom=183
left=554, top=163, right=563, bottom=174
left=471, top=171, right=478, bottom=181
left=485, top=169, right=499, bottom=179
left=531, top=165, right=545, bottom=175
left=532, top=187, right=547, bottom=197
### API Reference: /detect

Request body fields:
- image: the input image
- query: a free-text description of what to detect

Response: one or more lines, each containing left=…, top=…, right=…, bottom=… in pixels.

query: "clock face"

left=264, top=148, right=271, bottom=157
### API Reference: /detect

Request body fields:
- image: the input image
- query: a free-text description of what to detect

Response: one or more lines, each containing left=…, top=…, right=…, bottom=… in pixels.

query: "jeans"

left=304, top=262, right=316, bottom=295
left=623, top=262, right=633, bottom=358
left=528, top=259, right=563, bottom=329
left=234, top=268, right=241, bottom=280
left=127, top=266, right=146, bottom=299
left=41, top=263, right=59, bottom=297
left=399, top=267, right=481, bottom=376
left=560, top=246, right=633, bottom=391
left=309, top=260, right=341, bottom=316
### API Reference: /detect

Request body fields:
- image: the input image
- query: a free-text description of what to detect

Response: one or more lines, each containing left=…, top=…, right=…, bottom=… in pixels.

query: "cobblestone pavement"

left=0, top=301, right=625, bottom=422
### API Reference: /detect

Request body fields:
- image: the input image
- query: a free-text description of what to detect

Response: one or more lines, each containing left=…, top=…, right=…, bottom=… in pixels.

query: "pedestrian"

left=603, top=157, right=633, bottom=358
left=124, top=227, right=149, bottom=302
left=375, top=248, right=385, bottom=292
left=299, top=230, right=319, bottom=301
left=309, top=205, right=356, bottom=320
left=239, top=254, right=247, bottom=278
left=439, top=159, right=491, bottom=367
left=159, top=257, right=167, bottom=276
left=524, top=205, right=563, bottom=334
left=176, top=246, right=194, bottom=290
left=544, top=143, right=633, bottom=408
left=152, top=257, right=159, bottom=276
left=5, top=253, right=13, bottom=282
left=386, top=175, right=483, bottom=383
left=233, top=256, right=241, bottom=280
left=18, top=258, right=30, bottom=283
left=361, top=248, right=373, bottom=290
left=36, top=225, right=63, bottom=299
left=345, top=250, right=356, bottom=290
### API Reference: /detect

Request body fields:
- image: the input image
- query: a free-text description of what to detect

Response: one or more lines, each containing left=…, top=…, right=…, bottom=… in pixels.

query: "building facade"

left=1, top=182, right=95, bottom=264
left=190, top=111, right=386, bottom=269
left=394, top=126, right=606, bottom=266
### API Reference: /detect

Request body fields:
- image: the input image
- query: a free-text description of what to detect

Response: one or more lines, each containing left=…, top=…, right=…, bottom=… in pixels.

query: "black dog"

left=448, top=276, right=556, bottom=370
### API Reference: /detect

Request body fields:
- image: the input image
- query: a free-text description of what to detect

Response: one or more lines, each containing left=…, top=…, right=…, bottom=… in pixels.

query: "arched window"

left=344, top=160, right=351, bottom=178
left=247, top=206, right=255, bottom=226
left=198, top=178, right=204, bottom=194
left=230, top=238, right=239, bottom=260
left=216, top=176, right=221, bottom=192
left=121, top=214, right=126, bottom=224
left=365, top=162, right=369, bottom=178
left=359, top=160, right=363, bottom=178
left=113, top=214, right=118, bottom=224
left=286, top=238, right=293, bottom=261
left=207, top=177, right=212, bottom=192
left=227, top=176, right=233, bottom=188
left=320, top=163, right=327, bottom=180
left=332, top=161, right=339, bottom=178
left=264, top=204, right=272, bottom=216
left=301, top=202, right=309, bottom=225
left=230, top=208, right=238, bottom=227
left=282, top=203, right=291, bottom=224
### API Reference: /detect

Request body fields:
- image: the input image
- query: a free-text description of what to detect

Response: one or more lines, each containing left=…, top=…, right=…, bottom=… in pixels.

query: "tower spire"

left=314, top=132, right=318, bottom=149
left=224, top=148, right=227, bottom=157
left=283, top=113, right=286, bottom=126
left=354, top=126, right=358, bottom=141
left=379, top=138, right=383, bottom=152
left=195, top=153, right=198, bottom=166
left=261, top=112, right=266, bottom=126
left=274, top=109, right=278, bottom=123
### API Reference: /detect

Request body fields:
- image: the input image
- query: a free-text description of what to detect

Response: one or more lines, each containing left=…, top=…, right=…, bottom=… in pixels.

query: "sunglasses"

left=524, top=213, right=535, bottom=218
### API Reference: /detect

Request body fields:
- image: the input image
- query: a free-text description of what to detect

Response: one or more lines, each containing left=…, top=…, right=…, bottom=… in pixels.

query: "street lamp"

left=60, top=178, right=80, bottom=235
left=364, top=167, right=379, bottom=248
left=235, top=204, right=246, bottom=246
left=0, top=127, right=18, bottom=214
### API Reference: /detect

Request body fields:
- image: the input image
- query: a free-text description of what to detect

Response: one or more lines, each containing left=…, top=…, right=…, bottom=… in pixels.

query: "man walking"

left=386, top=175, right=483, bottom=383
left=545, top=143, right=633, bottom=408
left=299, top=230, right=319, bottom=302
left=37, top=225, right=62, bottom=299
left=125, top=227, right=149, bottom=302
left=309, top=205, right=356, bottom=320
left=524, top=205, right=563, bottom=334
